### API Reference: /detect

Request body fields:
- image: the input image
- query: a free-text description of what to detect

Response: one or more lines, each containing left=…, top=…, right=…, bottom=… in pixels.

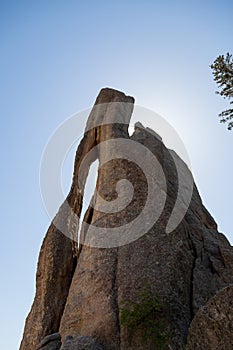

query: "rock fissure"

left=189, top=242, right=198, bottom=321
left=112, top=249, right=121, bottom=349
left=184, top=223, right=198, bottom=321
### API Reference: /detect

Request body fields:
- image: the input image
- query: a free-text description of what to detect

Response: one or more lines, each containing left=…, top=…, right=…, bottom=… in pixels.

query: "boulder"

left=186, top=285, right=233, bottom=349
left=36, top=332, right=61, bottom=350
left=60, top=335, right=103, bottom=350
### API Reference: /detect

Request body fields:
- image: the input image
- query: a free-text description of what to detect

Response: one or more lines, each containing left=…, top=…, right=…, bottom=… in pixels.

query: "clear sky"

left=1, top=1, right=233, bottom=349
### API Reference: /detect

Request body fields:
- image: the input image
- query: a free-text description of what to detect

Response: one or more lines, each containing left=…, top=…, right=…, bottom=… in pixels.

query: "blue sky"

left=1, top=1, right=233, bottom=349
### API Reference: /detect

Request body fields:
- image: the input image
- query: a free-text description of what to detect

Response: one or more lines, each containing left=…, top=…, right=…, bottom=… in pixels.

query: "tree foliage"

left=210, top=52, right=233, bottom=130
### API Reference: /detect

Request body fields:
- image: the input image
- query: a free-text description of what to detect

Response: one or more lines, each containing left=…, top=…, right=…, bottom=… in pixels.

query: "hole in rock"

left=78, top=159, right=99, bottom=245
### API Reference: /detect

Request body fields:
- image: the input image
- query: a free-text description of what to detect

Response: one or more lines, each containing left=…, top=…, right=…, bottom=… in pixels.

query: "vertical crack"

left=57, top=253, right=78, bottom=332
left=184, top=223, right=198, bottom=320
left=112, top=248, right=121, bottom=349
left=79, top=205, right=94, bottom=247
left=189, top=243, right=197, bottom=320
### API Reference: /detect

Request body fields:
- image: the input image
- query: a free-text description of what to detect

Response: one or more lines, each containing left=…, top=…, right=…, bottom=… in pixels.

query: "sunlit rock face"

left=20, top=88, right=233, bottom=350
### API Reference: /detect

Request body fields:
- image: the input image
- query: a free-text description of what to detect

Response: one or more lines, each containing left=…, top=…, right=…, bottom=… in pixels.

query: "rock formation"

left=20, top=88, right=233, bottom=350
left=186, top=285, right=233, bottom=349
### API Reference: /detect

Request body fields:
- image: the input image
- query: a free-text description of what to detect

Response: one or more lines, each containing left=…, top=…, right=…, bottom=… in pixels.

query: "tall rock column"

left=20, top=88, right=134, bottom=350
left=59, top=90, right=135, bottom=349
left=20, top=88, right=233, bottom=350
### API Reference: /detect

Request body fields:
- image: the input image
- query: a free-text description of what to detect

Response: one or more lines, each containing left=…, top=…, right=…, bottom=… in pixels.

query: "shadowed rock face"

left=186, top=285, right=233, bottom=350
left=20, top=88, right=233, bottom=350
